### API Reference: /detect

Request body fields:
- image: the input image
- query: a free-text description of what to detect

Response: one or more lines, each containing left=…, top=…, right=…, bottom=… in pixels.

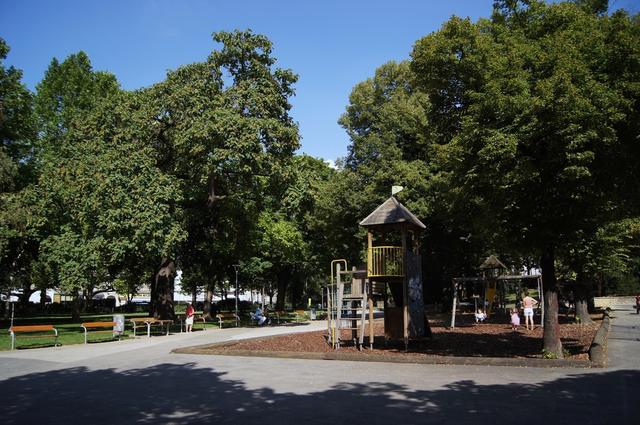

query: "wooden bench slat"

left=129, top=317, right=155, bottom=323
left=10, top=325, right=55, bottom=333
left=13, top=334, right=55, bottom=338
left=81, top=322, right=117, bottom=328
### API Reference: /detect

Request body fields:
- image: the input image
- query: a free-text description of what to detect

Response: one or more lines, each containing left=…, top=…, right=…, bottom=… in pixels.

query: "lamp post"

left=233, top=264, right=240, bottom=327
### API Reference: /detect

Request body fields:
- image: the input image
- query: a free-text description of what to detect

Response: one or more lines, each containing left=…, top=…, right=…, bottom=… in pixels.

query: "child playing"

left=475, top=309, right=487, bottom=323
left=510, top=308, right=521, bottom=330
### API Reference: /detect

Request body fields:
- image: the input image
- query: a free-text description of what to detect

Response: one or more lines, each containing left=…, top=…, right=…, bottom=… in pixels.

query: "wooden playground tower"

left=327, top=196, right=429, bottom=350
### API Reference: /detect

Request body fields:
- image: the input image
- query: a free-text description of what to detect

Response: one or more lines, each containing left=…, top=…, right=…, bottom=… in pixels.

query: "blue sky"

left=1, top=0, right=638, bottom=162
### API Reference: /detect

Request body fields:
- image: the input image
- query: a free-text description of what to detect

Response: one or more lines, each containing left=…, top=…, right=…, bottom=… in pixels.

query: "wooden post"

left=450, top=280, right=458, bottom=329
left=326, top=286, right=332, bottom=346
left=359, top=279, right=367, bottom=350
left=401, top=226, right=409, bottom=349
left=368, top=295, right=374, bottom=350
left=367, top=230, right=376, bottom=350
left=367, top=230, right=373, bottom=275
left=539, top=276, right=545, bottom=328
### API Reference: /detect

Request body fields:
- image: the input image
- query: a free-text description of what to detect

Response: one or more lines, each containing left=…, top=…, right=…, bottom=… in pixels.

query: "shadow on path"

left=0, top=363, right=637, bottom=424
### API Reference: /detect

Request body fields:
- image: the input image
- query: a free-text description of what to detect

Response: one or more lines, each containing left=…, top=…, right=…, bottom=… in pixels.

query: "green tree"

left=272, top=155, right=334, bottom=306
left=255, top=212, right=307, bottom=309
left=143, top=30, right=300, bottom=316
left=0, top=38, right=36, bottom=190
left=336, top=59, right=483, bottom=301
left=413, top=0, right=640, bottom=356
left=36, top=91, right=186, bottom=319
left=35, top=51, right=119, bottom=156
left=0, top=38, right=38, bottom=312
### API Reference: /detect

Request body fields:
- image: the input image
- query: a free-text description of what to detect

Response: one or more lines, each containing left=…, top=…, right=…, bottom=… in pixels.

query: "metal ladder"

left=327, top=261, right=369, bottom=350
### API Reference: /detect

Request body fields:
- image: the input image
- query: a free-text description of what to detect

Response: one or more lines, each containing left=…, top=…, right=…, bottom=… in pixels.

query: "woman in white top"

left=522, top=292, right=538, bottom=331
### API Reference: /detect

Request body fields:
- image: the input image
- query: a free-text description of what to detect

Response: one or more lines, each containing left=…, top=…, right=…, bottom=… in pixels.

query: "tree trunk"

left=19, top=281, right=33, bottom=308
left=207, top=173, right=225, bottom=207
left=4, top=292, right=12, bottom=319
left=596, top=273, right=604, bottom=297
left=71, top=294, right=81, bottom=322
left=150, top=258, right=176, bottom=320
left=275, top=270, right=289, bottom=310
left=574, top=273, right=595, bottom=324
left=203, top=288, right=213, bottom=319
left=541, top=249, right=563, bottom=358
left=40, top=287, right=47, bottom=310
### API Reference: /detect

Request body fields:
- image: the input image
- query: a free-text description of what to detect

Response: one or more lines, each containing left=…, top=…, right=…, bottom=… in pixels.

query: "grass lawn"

left=1, top=309, right=309, bottom=351
left=0, top=312, right=181, bottom=351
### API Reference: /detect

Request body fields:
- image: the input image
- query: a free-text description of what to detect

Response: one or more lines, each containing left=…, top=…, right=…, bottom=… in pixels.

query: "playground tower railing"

left=367, top=246, right=404, bottom=278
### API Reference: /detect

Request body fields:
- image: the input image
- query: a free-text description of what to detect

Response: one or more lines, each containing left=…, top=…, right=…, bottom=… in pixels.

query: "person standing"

left=185, top=302, right=195, bottom=332
left=635, top=293, right=640, bottom=314
left=522, top=291, right=538, bottom=331
left=510, top=308, right=521, bottom=330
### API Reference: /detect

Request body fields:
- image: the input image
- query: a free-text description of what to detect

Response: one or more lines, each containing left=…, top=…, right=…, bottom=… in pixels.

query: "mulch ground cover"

left=184, top=313, right=600, bottom=362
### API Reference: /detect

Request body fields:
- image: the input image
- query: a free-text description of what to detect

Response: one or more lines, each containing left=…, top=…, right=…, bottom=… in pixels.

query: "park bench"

left=9, top=324, right=58, bottom=351
left=293, top=309, right=308, bottom=322
left=215, top=313, right=239, bottom=328
left=274, top=310, right=307, bottom=323
left=179, top=315, right=210, bottom=332
left=129, top=317, right=173, bottom=337
left=80, top=321, right=123, bottom=344
left=274, top=310, right=293, bottom=323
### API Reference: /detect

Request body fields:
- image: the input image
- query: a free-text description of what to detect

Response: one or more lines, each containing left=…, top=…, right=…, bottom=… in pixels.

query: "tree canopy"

left=1, top=2, right=639, bottom=358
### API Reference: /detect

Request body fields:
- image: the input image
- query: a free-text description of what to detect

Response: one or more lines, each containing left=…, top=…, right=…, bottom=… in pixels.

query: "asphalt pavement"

left=1, top=308, right=638, bottom=425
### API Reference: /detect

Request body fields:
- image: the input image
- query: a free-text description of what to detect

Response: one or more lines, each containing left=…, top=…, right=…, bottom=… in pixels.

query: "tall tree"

left=0, top=38, right=36, bottom=190
left=145, top=30, right=300, bottom=316
left=37, top=91, right=186, bottom=319
left=413, top=0, right=640, bottom=357
left=0, top=38, right=37, bottom=311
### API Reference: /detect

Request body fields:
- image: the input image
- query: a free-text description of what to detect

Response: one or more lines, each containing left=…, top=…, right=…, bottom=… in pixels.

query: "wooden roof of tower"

left=479, top=255, right=507, bottom=270
left=359, top=196, right=426, bottom=230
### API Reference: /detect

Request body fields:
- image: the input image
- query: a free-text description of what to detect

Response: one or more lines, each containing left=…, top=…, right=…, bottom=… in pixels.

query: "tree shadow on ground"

left=1, top=363, right=637, bottom=424
left=335, top=326, right=586, bottom=358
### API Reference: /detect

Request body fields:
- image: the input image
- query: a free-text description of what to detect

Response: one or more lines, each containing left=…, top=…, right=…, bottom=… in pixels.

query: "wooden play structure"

left=450, top=255, right=544, bottom=328
left=326, top=196, right=430, bottom=350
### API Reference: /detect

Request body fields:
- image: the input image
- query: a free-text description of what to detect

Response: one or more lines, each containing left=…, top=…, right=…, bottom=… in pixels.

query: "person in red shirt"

left=635, top=294, right=640, bottom=314
left=185, top=302, right=195, bottom=332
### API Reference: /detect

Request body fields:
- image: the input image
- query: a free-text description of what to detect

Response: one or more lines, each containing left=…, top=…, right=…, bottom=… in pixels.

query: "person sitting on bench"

left=252, top=306, right=268, bottom=326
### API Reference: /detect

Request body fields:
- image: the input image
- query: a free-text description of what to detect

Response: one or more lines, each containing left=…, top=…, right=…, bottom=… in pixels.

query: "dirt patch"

left=177, top=313, right=600, bottom=366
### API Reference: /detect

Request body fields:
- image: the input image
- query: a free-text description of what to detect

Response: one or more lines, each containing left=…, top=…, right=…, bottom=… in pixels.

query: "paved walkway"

left=0, top=310, right=638, bottom=425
